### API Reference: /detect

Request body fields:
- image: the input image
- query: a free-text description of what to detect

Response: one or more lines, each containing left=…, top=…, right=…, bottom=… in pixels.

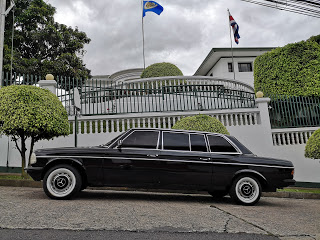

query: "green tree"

left=141, top=62, right=183, bottom=78
left=172, top=114, right=229, bottom=135
left=254, top=36, right=320, bottom=96
left=305, top=129, right=320, bottom=159
left=308, top=34, right=320, bottom=45
left=0, top=85, right=70, bottom=177
left=3, top=0, right=91, bottom=87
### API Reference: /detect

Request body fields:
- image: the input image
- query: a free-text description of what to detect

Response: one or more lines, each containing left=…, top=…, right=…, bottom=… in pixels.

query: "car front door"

left=158, top=131, right=213, bottom=190
left=103, top=130, right=160, bottom=188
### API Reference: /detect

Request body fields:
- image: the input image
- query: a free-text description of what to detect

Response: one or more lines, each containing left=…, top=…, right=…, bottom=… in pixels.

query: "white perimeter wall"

left=1, top=98, right=319, bottom=183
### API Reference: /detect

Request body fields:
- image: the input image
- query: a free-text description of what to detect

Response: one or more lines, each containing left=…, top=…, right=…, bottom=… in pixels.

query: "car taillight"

left=291, top=169, right=294, bottom=176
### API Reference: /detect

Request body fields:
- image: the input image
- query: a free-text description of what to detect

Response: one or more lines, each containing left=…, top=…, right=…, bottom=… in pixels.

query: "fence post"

left=38, top=74, right=57, bottom=95
left=255, top=97, right=274, bottom=151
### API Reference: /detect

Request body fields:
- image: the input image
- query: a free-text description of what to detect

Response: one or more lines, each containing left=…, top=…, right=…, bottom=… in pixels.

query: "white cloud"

left=47, top=0, right=320, bottom=76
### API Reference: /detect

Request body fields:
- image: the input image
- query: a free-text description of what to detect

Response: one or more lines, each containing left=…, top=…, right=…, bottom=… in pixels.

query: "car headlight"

left=30, top=153, right=37, bottom=165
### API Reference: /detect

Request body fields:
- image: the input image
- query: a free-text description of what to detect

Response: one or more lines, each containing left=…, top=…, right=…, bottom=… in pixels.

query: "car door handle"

left=199, top=158, right=211, bottom=161
left=147, top=154, right=158, bottom=158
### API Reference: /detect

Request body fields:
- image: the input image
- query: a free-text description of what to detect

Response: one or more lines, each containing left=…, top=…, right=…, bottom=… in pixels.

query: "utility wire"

left=241, top=0, right=320, bottom=18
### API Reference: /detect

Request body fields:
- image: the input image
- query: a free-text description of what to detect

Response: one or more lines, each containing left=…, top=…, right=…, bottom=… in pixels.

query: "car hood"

left=34, top=146, right=105, bottom=156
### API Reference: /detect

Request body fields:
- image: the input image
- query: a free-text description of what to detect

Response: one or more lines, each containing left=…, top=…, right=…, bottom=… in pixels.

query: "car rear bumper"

left=24, top=166, right=43, bottom=181
left=283, top=179, right=296, bottom=186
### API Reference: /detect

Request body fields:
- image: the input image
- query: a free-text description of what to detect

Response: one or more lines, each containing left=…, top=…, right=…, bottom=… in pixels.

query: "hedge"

left=254, top=39, right=320, bottom=96
left=172, top=114, right=229, bottom=135
left=305, top=129, right=320, bottom=159
left=141, top=62, right=183, bottom=78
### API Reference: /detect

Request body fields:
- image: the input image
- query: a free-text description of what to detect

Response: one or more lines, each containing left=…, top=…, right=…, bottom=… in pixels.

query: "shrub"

left=0, top=85, right=70, bottom=177
left=254, top=39, right=320, bottom=96
left=172, top=114, right=229, bottom=135
left=305, top=129, right=320, bottom=159
left=141, top=62, right=183, bottom=78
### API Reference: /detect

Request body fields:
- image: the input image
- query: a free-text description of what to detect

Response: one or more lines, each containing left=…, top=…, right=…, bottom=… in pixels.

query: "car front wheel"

left=229, top=175, right=261, bottom=205
left=43, top=164, right=82, bottom=200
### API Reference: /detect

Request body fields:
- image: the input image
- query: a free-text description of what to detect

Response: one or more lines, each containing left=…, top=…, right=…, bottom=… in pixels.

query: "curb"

left=0, top=179, right=320, bottom=199
left=0, top=179, right=42, bottom=188
left=262, top=191, right=320, bottom=199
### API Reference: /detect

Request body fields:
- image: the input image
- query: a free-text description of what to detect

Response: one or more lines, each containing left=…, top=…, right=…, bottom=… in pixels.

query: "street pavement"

left=0, top=186, right=319, bottom=240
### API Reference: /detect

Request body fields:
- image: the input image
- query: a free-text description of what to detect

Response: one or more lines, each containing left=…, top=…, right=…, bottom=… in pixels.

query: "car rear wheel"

left=43, top=164, right=82, bottom=200
left=229, top=175, right=261, bottom=205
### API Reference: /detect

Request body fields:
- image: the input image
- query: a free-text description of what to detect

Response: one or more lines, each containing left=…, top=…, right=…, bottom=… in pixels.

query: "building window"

left=228, top=63, right=233, bottom=72
left=238, top=63, right=253, bottom=72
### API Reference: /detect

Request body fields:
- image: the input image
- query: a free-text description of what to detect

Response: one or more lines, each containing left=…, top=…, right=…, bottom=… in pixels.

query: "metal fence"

left=1, top=72, right=42, bottom=86
left=269, top=95, right=320, bottom=128
left=61, top=82, right=256, bottom=116
left=1, top=72, right=256, bottom=116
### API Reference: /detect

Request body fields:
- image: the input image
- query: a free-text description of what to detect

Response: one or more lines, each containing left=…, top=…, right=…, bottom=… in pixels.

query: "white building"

left=91, top=47, right=273, bottom=87
left=194, top=47, right=274, bottom=87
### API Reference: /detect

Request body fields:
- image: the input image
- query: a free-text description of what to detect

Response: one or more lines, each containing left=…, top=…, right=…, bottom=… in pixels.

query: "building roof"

left=194, top=47, right=274, bottom=76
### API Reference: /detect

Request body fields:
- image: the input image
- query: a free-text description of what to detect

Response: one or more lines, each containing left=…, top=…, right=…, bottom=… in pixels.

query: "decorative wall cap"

left=255, top=97, right=271, bottom=103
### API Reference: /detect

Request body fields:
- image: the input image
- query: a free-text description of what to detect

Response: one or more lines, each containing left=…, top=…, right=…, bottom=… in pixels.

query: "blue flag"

left=143, top=1, right=163, bottom=17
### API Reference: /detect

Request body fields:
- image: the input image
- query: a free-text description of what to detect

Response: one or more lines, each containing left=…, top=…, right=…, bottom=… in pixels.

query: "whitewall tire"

left=43, top=164, right=82, bottom=200
left=229, top=176, right=261, bottom=205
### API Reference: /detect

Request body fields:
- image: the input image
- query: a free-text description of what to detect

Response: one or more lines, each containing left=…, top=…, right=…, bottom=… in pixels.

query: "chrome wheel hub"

left=235, top=177, right=259, bottom=204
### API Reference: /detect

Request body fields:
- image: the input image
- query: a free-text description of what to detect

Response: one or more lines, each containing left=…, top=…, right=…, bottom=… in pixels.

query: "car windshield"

left=99, top=132, right=127, bottom=148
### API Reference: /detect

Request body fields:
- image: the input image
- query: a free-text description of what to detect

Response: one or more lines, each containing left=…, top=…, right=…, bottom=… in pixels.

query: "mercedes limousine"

left=26, top=128, right=295, bottom=205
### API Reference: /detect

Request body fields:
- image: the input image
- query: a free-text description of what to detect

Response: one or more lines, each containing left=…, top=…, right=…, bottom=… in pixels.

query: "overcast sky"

left=46, top=0, right=319, bottom=76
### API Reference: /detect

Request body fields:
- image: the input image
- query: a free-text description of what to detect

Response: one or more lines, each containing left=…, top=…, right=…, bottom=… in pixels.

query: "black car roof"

left=128, top=128, right=228, bottom=137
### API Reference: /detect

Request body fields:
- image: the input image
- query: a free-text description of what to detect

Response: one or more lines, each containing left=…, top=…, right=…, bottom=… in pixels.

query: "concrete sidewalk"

left=0, top=187, right=319, bottom=240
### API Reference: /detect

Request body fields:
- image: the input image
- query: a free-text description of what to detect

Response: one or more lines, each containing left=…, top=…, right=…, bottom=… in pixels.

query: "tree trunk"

left=13, top=133, right=28, bottom=179
left=20, top=135, right=28, bottom=179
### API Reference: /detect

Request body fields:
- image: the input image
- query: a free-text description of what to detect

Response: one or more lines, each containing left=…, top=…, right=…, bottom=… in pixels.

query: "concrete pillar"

left=38, top=74, right=57, bottom=95
left=254, top=97, right=274, bottom=155
left=255, top=97, right=271, bottom=129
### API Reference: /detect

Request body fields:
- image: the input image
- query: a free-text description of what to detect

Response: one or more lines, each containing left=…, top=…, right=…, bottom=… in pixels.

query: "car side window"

left=163, top=132, right=190, bottom=151
left=121, top=131, right=159, bottom=149
left=190, top=134, right=207, bottom=152
left=207, top=135, right=238, bottom=153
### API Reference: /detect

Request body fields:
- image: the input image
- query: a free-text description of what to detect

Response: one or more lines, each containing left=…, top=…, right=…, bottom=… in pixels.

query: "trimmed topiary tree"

left=305, top=129, right=320, bottom=159
left=141, top=62, right=183, bottom=78
left=254, top=38, right=320, bottom=96
left=172, top=114, right=229, bottom=135
left=0, top=85, right=70, bottom=177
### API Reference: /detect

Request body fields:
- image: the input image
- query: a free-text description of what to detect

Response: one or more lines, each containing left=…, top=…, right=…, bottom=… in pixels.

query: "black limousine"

left=26, top=128, right=295, bottom=205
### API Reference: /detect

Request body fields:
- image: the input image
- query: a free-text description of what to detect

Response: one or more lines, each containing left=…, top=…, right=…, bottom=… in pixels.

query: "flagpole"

left=141, top=0, right=146, bottom=70
left=227, top=9, right=236, bottom=80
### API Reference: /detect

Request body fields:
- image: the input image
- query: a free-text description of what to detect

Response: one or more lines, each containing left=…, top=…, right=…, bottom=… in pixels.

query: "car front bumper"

left=24, top=166, right=43, bottom=181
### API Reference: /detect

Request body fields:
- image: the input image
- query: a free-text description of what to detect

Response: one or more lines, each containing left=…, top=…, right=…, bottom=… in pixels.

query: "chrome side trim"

left=36, top=155, right=294, bottom=169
